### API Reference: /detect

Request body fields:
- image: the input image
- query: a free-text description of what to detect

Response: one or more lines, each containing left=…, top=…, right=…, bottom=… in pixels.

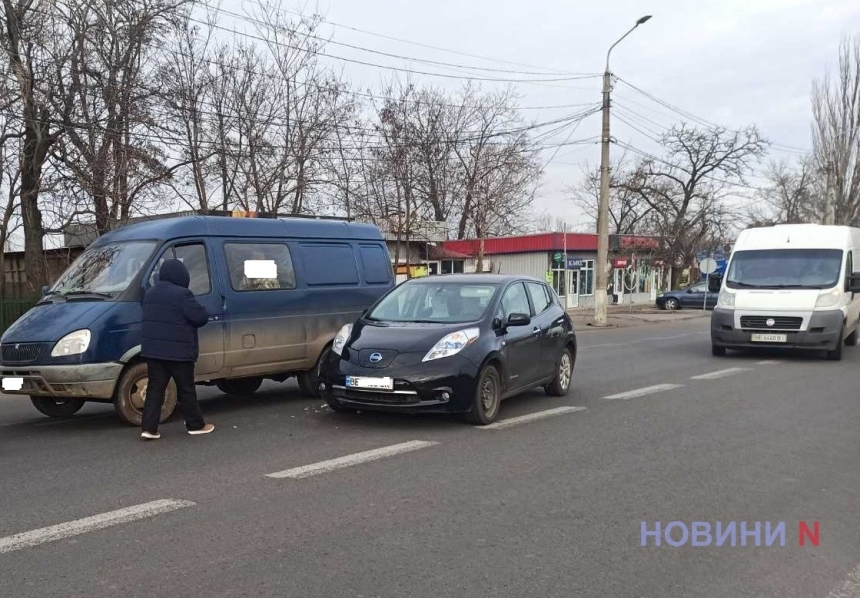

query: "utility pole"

left=593, top=15, right=652, bottom=326
left=563, top=220, right=568, bottom=310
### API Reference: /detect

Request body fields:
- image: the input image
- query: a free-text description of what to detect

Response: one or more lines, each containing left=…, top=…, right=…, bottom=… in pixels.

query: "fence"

left=0, top=297, right=38, bottom=335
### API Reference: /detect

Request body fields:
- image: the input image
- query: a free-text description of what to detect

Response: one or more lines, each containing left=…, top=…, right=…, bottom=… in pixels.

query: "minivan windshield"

left=50, top=241, right=157, bottom=297
left=367, top=281, right=498, bottom=324
left=725, top=248, right=843, bottom=290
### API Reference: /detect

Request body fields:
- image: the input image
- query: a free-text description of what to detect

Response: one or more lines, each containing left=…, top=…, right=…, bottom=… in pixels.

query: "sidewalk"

left=567, top=305, right=710, bottom=329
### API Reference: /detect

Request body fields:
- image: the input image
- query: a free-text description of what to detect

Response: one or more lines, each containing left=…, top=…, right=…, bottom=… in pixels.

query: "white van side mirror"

left=849, top=273, right=860, bottom=293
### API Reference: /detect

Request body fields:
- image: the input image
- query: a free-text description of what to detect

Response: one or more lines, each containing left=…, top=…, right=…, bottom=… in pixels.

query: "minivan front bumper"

left=0, top=362, right=122, bottom=399
left=710, top=308, right=843, bottom=350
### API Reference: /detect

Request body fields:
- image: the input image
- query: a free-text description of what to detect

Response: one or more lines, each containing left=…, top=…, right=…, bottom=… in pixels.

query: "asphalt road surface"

left=1, top=317, right=859, bottom=598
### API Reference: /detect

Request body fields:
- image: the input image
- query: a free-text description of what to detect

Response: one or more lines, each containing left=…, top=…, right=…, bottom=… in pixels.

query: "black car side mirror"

left=507, top=313, right=531, bottom=327
left=849, top=273, right=860, bottom=293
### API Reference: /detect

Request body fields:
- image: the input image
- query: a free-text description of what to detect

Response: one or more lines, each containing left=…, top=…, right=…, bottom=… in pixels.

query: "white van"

left=710, top=224, right=860, bottom=360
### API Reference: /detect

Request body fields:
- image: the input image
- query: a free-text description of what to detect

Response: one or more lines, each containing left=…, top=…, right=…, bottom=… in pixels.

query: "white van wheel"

left=845, top=326, right=858, bottom=346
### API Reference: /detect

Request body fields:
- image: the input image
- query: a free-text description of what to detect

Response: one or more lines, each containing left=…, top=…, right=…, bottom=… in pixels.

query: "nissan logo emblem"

left=766, top=318, right=775, bottom=327
left=369, top=352, right=383, bottom=363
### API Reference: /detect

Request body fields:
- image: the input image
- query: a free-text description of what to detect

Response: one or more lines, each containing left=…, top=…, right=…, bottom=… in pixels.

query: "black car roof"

left=404, top=274, right=544, bottom=285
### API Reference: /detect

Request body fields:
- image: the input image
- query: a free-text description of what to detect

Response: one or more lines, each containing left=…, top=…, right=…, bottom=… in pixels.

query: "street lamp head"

left=636, top=15, right=652, bottom=25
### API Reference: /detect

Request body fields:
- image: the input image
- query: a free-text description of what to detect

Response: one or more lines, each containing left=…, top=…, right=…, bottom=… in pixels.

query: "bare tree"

left=812, top=35, right=860, bottom=225
left=0, top=0, right=66, bottom=292
left=571, top=151, right=653, bottom=235
left=747, top=158, right=818, bottom=225
left=622, top=123, right=768, bottom=285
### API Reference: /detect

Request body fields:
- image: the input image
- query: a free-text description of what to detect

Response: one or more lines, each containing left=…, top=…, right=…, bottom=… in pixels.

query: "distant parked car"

left=656, top=281, right=718, bottom=310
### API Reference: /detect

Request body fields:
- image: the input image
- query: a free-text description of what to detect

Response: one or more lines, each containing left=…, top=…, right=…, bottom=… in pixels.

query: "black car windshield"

left=368, top=281, right=498, bottom=324
left=50, top=241, right=157, bottom=297
left=725, top=248, right=843, bottom=290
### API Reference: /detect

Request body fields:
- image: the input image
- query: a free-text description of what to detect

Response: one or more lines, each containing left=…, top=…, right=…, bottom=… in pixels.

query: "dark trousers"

left=142, top=359, right=205, bottom=433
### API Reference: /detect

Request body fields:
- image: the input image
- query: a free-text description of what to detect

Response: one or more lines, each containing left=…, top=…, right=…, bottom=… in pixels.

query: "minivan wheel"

left=113, top=362, right=177, bottom=426
left=30, top=396, right=85, bottom=418
left=216, top=377, right=263, bottom=396
left=544, top=348, right=573, bottom=397
left=712, top=344, right=726, bottom=357
left=845, top=326, right=858, bottom=346
left=298, top=346, right=330, bottom=398
left=464, top=364, right=502, bottom=425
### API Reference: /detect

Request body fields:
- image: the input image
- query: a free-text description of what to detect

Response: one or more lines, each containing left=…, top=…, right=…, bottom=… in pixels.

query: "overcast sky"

left=218, top=0, right=859, bottom=231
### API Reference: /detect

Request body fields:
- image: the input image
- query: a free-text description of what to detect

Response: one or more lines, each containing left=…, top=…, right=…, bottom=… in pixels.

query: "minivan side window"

left=150, top=243, right=211, bottom=296
left=300, top=243, right=360, bottom=286
left=526, top=282, right=551, bottom=314
left=359, top=244, right=392, bottom=284
left=224, top=243, right=296, bottom=292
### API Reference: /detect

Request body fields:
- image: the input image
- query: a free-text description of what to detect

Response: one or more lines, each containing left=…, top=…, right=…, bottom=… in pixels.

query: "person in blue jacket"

left=140, top=259, right=214, bottom=440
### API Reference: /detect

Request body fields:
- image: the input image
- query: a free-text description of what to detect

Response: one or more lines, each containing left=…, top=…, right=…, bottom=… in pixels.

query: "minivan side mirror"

left=849, top=273, right=860, bottom=293
left=708, top=274, right=722, bottom=293
left=506, top=313, right=531, bottom=327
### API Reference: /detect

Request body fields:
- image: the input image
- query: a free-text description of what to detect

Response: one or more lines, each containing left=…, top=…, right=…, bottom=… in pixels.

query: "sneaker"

left=187, top=423, right=215, bottom=435
left=140, top=431, right=160, bottom=440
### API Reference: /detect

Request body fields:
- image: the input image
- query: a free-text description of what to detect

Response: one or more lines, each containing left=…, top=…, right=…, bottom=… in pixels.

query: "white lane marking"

left=827, top=562, right=860, bottom=598
left=266, top=440, right=438, bottom=479
left=756, top=360, right=782, bottom=365
left=602, top=384, right=683, bottom=400
left=690, top=367, right=752, bottom=380
left=479, top=406, right=586, bottom=430
left=580, top=331, right=708, bottom=349
left=0, top=499, right=195, bottom=555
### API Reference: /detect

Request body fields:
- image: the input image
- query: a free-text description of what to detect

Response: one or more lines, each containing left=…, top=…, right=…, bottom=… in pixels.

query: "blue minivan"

left=0, top=214, right=394, bottom=424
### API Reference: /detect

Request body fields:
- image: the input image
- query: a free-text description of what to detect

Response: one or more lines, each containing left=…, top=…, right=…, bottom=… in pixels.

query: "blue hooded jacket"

left=140, top=259, right=209, bottom=361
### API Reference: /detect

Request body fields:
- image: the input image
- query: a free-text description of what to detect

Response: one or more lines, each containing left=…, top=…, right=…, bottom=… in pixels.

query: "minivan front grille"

left=1, top=342, right=47, bottom=364
left=740, top=316, right=803, bottom=330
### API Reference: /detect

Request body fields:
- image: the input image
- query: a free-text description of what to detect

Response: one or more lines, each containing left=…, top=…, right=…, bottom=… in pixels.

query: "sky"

left=215, top=0, right=859, bottom=233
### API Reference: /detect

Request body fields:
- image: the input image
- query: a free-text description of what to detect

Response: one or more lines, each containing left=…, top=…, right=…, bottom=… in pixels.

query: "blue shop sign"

left=566, top=257, right=583, bottom=270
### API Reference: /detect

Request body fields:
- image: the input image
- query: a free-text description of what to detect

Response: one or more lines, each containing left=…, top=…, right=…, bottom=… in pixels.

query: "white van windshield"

left=50, top=241, right=157, bottom=297
left=726, top=248, right=843, bottom=290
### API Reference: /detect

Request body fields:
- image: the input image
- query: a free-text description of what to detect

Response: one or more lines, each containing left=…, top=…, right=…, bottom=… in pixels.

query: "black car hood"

left=350, top=320, right=475, bottom=351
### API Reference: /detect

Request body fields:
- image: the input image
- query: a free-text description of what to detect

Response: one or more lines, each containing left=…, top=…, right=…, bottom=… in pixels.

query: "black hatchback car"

left=319, top=274, right=577, bottom=425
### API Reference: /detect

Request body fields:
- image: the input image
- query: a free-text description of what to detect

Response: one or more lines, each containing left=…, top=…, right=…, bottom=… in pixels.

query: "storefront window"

left=581, top=260, right=594, bottom=295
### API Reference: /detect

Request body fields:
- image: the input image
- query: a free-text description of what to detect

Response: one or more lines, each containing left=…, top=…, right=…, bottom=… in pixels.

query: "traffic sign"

left=699, top=258, right=718, bottom=274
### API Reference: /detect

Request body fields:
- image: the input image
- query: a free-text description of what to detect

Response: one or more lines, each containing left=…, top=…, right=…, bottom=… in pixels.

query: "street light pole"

left=593, top=15, right=652, bottom=327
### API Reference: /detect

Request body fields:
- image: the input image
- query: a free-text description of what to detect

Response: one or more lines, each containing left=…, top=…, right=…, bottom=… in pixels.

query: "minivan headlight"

left=51, top=329, right=91, bottom=357
left=332, top=324, right=353, bottom=356
left=422, top=328, right=480, bottom=362
left=815, top=288, right=841, bottom=308
left=717, top=290, right=735, bottom=308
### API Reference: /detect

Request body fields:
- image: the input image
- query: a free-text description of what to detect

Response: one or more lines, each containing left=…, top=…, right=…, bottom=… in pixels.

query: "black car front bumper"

left=711, top=308, right=844, bottom=351
left=319, top=351, right=481, bottom=414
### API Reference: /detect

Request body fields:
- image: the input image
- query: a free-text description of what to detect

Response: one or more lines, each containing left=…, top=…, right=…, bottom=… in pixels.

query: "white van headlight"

left=51, top=329, right=91, bottom=357
left=717, top=290, right=735, bottom=308
left=423, top=328, right=480, bottom=362
left=815, top=288, right=841, bottom=308
left=332, top=324, right=353, bottom=356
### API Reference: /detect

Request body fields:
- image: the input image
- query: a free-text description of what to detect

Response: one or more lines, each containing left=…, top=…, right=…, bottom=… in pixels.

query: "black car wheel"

left=30, top=396, right=85, bottom=418
left=664, top=297, right=680, bottom=311
left=545, top=347, right=573, bottom=397
left=464, top=364, right=502, bottom=425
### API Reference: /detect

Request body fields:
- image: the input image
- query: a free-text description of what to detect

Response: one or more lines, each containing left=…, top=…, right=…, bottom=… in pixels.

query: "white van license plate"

left=751, top=333, right=787, bottom=343
left=346, top=376, right=393, bottom=390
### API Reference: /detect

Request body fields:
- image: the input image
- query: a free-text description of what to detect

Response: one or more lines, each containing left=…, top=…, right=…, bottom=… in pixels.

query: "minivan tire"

left=544, top=347, right=573, bottom=396
left=113, top=362, right=177, bottom=426
left=298, top=346, right=331, bottom=398
left=216, top=377, right=263, bottom=396
left=712, top=344, right=726, bottom=357
left=30, top=396, right=85, bottom=418
left=845, top=326, right=858, bottom=346
left=464, top=364, right=502, bottom=426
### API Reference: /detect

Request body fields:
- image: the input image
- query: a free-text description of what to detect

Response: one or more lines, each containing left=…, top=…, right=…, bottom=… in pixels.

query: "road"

left=1, top=316, right=859, bottom=597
